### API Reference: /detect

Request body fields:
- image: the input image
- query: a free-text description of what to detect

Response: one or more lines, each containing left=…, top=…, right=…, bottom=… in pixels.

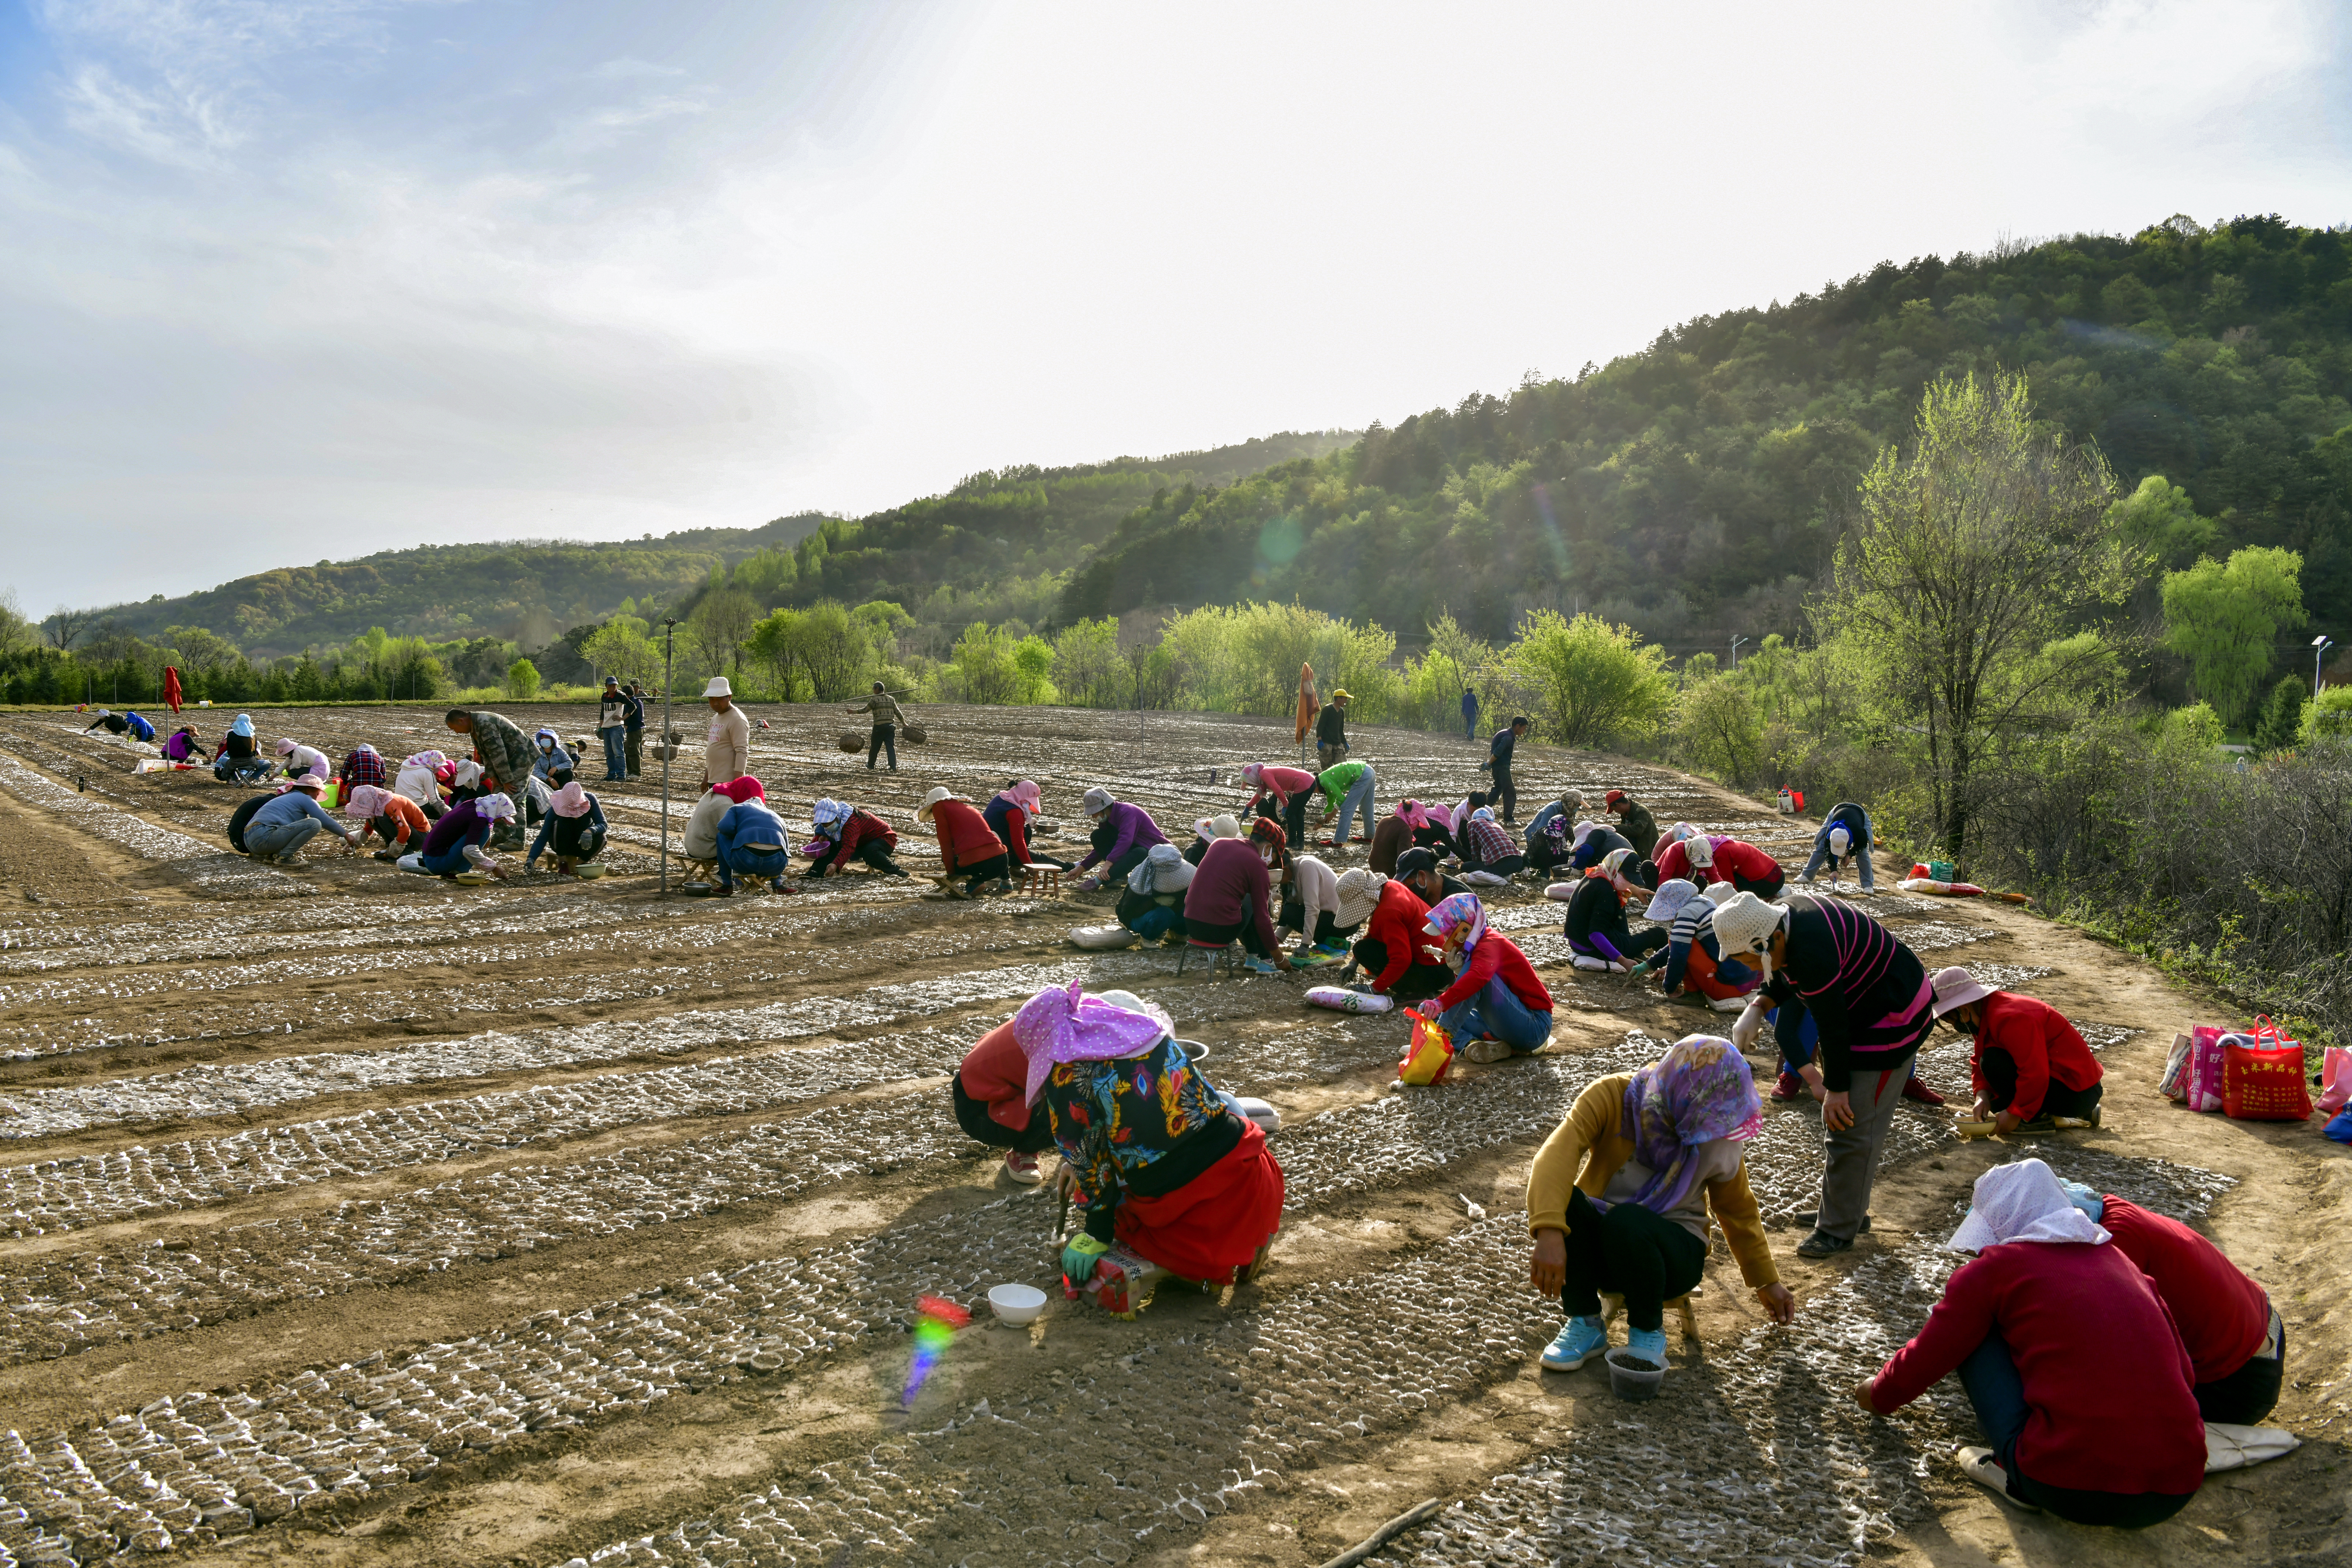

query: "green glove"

left=1060, top=1233, right=1109, bottom=1285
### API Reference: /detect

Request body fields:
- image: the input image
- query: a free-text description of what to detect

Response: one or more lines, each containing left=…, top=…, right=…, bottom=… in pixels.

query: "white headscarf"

left=1947, top=1160, right=2111, bottom=1253
left=477, top=792, right=518, bottom=823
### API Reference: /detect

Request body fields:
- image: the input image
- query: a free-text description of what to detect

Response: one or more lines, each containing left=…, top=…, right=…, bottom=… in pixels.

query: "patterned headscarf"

left=1471, top=807, right=1496, bottom=824
left=812, top=797, right=853, bottom=835
left=1603, top=1036, right=1763, bottom=1218
left=996, top=780, right=1042, bottom=820
left=403, top=749, right=446, bottom=771
left=477, top=792, right=517, bottom=822
left=1250, top=816, right=1288, bottom=860
left=1012, top=981, right=1174, bottom=1105
left=342, top=784, right=391, bottom=819
left=1240, top=763, right=1264, bottom=785
left=1422, top=891, right=1487, bottom=954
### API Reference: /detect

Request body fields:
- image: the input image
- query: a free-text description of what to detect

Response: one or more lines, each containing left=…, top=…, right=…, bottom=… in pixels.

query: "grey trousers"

left=1816, top=1056, right=1912, bottom=1241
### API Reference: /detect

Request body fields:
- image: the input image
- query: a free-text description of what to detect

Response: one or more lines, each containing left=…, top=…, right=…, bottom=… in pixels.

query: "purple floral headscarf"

left=1422, top=891, right=1487, bottom=954
left=1013, top=982, right=1173, bottom=1105
left=1600, top=1035, right=1763, bottom=1218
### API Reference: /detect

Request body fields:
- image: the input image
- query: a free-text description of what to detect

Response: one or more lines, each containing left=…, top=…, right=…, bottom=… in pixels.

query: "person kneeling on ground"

left=1528, top=1036, right=1794, bottom=1372
left=920, top=787, right=1012, bottom=897
left=1565, top=850, right=1668, bottom=971
left=808, top=797, right=907, bottom=878
left=339, top=744, right=387, bottom=792
left=1072, top=787, right=1168, bottom=891
left=716, top=781, right=797, bottom=896
left=527, top=770, right=608, bottom=879
left=1930, top=967, right=2104, bottom=1132
left=82, top=708, right=133, bottom=737
left=953, top=1013, right=1057, bottom=1185
left=1023, top=984, right=1285, bottom=1300
left=1393, top=845, right=1467, bottom=907
left=985, top=778, right=1074, bottom=873
left=1368, top=798, right=1427, bottom=876
left=274, top=737, right=330, bottom=782
left=1425, top=893, right=1553, bottom=1062
left=1857, top=1159, right=2205, bottom=1528
left=401, top=791, right=513, bottom=880
left=242, top=775, right=363, bottom=865
left=1341, top=870, right=1449, bottom=1001
left=162, top=726, right=209, bottom=765
left=1184, top=819, right=1290, bottom=974
left=341, top=783, right=429, bottom=860
left=1116, top=843, right=1195, bottom=942
left=680, top=778, right=750, bottom=883
left=2058, top=1180, right=2284, bottom=1425
left=1798, top=801, right=1875, bottom=891
left=1458, top=806, right=1525, bottom=884
left=215, top=714, right=272, bottom=784
left=1632, top=879, right=1757, bottom=1010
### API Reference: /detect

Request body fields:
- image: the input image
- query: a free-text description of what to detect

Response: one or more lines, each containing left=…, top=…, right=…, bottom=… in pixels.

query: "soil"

left=0, top=700, right=2344, bottom=1568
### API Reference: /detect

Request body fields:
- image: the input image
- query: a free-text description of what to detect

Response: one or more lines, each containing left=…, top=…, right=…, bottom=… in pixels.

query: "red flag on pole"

left=1293, top=663, right=1318, bottom=748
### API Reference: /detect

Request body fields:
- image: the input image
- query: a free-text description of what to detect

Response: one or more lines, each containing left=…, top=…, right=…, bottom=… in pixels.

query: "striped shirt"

left=1765, top=891, right=1933, bottom=1091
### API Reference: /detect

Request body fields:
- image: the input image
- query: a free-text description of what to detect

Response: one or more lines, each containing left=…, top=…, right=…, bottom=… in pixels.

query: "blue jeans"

left=1464, top=711, right=1478, bottom=741
left=600, top=726, right=627, bottom=781
left=245, top=818, right=322, bottom=861
left=1439, top=975, right=1553, bottom=1053
left=413, top=846, right=475, bottom=876
left=721, top=845, right=789, bottom=888
left=1334, top=768, right=1376, bottom=846
left=1798, top=814, right=1874, bottom=888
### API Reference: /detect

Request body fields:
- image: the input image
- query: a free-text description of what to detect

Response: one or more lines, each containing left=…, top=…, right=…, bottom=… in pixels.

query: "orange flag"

left=1293, top=662, right=1318, bottom=746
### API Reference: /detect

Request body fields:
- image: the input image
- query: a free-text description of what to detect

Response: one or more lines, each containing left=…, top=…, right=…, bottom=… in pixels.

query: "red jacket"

left=956, top=1020, right=1032, bottom=1132
left=929, top=798, right=1005, bottom=874
left=1968, top=991, right=2102, bottom=1121
left=2101, top=1197, right=2270, bottom=1385
left=1653, top=837, right=1704, bottom=885
left=1709, top=838, right=1782, bottom=886
left=837, top=809, right=897, bottom=861
left=1247, top=765, right=1317, bottom=810
left=1870, top=1241, right=2205, bottom=1497
left=1436, top=931, right=1554, bottom=1015
left=1364, top=879, right=1434, bottom=992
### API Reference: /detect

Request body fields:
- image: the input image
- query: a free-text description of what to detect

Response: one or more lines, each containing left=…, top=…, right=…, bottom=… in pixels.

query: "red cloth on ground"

left=1435, top=931, right=1554, bottom=1014
left=930, top=798, right=1005, bottom=874
left=1968, top=991, right=2105, bottom=1122
left=2100, top=1197, right=2270, bottom=1385
left=955, top=1020, right=1032, bottom=1132
left=1364, top=879, right=1433, bottom=992
left=713, top=777, right=765, bottom=804
left=1113, top=1119, right=1285, bottom=1281
left=1868, top=1241, right=2205, bottom=1497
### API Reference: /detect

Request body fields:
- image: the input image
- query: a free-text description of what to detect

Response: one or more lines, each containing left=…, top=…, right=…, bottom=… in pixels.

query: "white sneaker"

left=1459, top=1037, right=1513, bottom=1064
left=1955, top=1447, right=2038, bottom=1511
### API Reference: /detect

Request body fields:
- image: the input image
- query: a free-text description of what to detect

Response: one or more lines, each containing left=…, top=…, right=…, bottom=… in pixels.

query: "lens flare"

left=902, top=1294, right=970, bottom=1406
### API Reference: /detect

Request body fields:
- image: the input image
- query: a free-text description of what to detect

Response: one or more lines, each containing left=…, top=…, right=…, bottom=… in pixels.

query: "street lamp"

left=1730, top=635, right=1748, bottom=671
left=2317, top=635, right=2335, bottom=697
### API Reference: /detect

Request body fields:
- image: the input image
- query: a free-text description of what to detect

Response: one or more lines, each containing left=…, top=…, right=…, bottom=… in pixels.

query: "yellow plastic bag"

left=1398, top=1009, right=1454, bottom=1086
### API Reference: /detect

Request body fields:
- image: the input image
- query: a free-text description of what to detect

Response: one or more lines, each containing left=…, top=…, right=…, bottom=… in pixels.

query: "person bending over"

left=1239, top=762, right=1318, bottom=849
left=920, top=787, right=1011, bottom=898
left=1604, top=789, right=1659, bottom=858
left=401, top=792, right=513, bottom=880
left=808, top=797, right=907, bottom=878
left=242, top=775, right=362, bottom=865
left=1115, top=844, right=1194, bottom=942
left=953, top=1016, right=1056, bottom=1185
left=985, top=779, right=1073, bottom=872
left=1798, top=801, right=1875, bottom=891
left=1564, top=854, right=1666, bottom=971
left=1183, top=825, right=1290, bottom=974
left=1073, top=787, right=1168, bottom=891
left=1340, top=872, right=1449, bottom=999
left=716, top=782, right=796, bottom=896
left=1308, top=758, right=1377, bottom=849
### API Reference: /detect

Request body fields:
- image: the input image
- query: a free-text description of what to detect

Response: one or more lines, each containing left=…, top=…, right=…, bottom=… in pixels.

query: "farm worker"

left=985, top=779, right=1072, bottom=871
left=1719, top=889, right=1942, bottom=1256
left=1565, top=858, right=1666, bottom=971
left=1426, top=892, right=1554, bottom=1062
left=338, top=744, right=387, bottom=791
left=1339, top=872, right=1448, bottom=999
left=401, top=792, right=512, bottom=879
left=1524, top=791, right=1584, bottom=854
left=1527, top=1035, right=1794, bottom=1372
left=2065, top=1183, right=2284, bottom=1425
left=81, top=709, right=131, bottom=736
left=1568, top=821, right=1634, bottom=873
left=919, top=786, right=1012, bottom=898
left=215, top=714, right=271, bottom=783
left=622, top=681, right=648, bottom=778
left=1481, top=716, right=1529, bottom=822
left=1115, top=843, right=1195, bottom=942
left=1604, top=789, right=1660, bottom=858
left=1316, top=688, right=1351, bottom=771
left=1184, top=824, right=1290, bottom=974
left=807, top=797, right=907, bottom=878
left=1309, top=758, right=1378, bottom=848
left=162, top=665, right=183, bottom=714
left=1393, top=845, right=1468, bottom=907
left=1634, top=879, right=1759, bottom=1011
left=699, top=677, right=750, bottom=786
left=1457, top=806, right=1525, bottom=883
left=683, top=778, right=755, bottom=873
left=161, top=726, right=209, bottom=764
left=1239, top=760, right=1319, bottom=847
left=1266, top=824, right=1348, bottom=958
left=527, top=726, right=569, bottom=786
left=444, top=705, right=537, bottom=817
left=596, top=677, right=632, bottom=782
left=341, top=783, right=428, bottom=858
left=1026, top=985, right=1285, bottom=1296
left=1797, top=802, right=1876, bottom=891
left=1461, top=686, right=1479, bottom=742
left=242, top=774, right=362, bottom=864
left=1072, top=787, right=1168, bottom=891
left=272, top=737, right=330, bottom=780
left=527, top=771, right=608, bottom=878
left=846, top=681, right=906, bottom=771
left=1929, top=967, right=2104, bottom=1131
left=1367, top=799, right=1419, bottom=874
left=953, top=1016, right=1056, bottom=1184
left=715, top=781, right=795, bottom=896
left=1856, top=1160, right=2205, bottom=1528
left=392, top=751, right=447, bottom=818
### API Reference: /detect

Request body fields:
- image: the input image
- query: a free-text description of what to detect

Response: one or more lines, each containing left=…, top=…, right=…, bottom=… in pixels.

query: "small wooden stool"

left=1022, top=866, right=1062, bottom=896
left=1599, top=1289, right=1702, bottom=1342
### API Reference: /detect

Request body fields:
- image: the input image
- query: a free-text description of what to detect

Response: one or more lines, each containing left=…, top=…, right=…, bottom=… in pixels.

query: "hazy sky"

left=3, top=0, right=2348, bottom=617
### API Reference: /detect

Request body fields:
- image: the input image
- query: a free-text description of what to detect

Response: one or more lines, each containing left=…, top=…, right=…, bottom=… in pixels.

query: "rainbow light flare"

left=902, top=1294, right=970, bottom=1407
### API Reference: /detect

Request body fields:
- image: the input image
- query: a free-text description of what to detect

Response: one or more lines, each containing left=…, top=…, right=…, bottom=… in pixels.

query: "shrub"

left=1502, top=610, right=1674, bottom=747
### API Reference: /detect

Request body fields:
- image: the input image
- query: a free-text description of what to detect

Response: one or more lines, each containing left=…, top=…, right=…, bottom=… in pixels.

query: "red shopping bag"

left=2222, top=1016, right=2311, bottom=1121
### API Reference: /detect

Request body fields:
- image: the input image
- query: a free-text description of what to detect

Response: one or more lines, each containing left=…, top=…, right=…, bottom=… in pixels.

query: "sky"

left=3, top=0, right=2349, bottom=619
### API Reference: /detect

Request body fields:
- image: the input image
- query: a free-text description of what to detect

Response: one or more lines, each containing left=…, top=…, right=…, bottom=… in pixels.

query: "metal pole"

left=660, top=620, right=676, bottom=896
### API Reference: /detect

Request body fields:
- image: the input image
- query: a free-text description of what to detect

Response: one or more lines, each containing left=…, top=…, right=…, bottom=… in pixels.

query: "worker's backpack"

left=227, top=793, right=268, bottom=854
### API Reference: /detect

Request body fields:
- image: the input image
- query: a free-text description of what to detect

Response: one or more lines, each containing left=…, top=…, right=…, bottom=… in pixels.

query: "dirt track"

left=0, top=700, right=2344, bottom=1568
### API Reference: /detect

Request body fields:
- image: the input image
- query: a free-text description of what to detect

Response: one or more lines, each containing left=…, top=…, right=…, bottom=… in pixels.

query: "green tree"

left=1050, top=617, right=1125, bottom=707
left=505, top=658, right=541, bottom=700
left=580, top=616, right=660, bottom=689
left=1501, top=610, right=1674, bottom=746
left=2105, top=474, right=2218, bottom=569
left=1677, top=675, right=1764, bottom=785
left=1010, top=634, right=1055, bottom=704
left=950, top=622, right=1020, bottom=705
left=1818, top=372, right=2131, bottom=856
left=793, top=601, right=869, bottom=701
left=2162, top=546, right=2304, bottom=728
left=686, top=586, right=760, bottom=680
left=2303, top=685, right=2352, bottom=743
left=2251, top=674, right=2311, bottom=753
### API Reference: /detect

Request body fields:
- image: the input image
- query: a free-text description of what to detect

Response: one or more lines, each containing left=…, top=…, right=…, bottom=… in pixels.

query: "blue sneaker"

left=1626, top=1326, right=1668, bottom=1365
left=1540, top=1315, right=1608, bottom=1371
left=1242, top=955, right=1277, bottom=975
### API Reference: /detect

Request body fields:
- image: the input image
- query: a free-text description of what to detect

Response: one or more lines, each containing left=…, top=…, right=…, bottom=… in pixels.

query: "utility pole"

left=1730, top=635, right=1748, bottom=671
left=660, top=620, right=677, bottom=896
left=2317, top=635, right=2335, bottom=697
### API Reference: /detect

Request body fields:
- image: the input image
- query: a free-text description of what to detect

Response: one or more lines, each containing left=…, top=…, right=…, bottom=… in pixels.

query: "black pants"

left=551, top=821, right=604, bottom=863
left=956, top=852, right=1010, bottom=893
left=1350, top=938, right=1451, bottom=1001
left=1557, top=1188, right=1706, bottom=1334
left=1962, top=1331, right=2196, bottom=1527
left=1732, top=866, right=1785, bottom=899
left=1279, top=903, right=1353, bottom=947
left=1086, top=822, right=1151, bottom=886
left=1981, top=1049, right=2105, bottom=1120
left=953, top=1075, right=1054, bottom=1154
left=1475, top=853, right=1527, bottom=877
left=1186, top=901, right=1273, bottom=958
left=1490, top=762, right=1516, bottom=822
left=2196, top=1312, right=2283, bottom=1425
left=867, top=724, right=897, bottom=770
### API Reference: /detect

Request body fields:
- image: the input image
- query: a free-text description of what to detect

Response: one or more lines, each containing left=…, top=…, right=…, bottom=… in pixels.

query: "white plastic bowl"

left=988, top=1283, right=1048, bottom=1325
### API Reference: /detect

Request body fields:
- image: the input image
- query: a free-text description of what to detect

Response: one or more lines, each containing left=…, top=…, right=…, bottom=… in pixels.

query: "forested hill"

left=1064, top=215, right=2352, bottom=648
left=92, top=430, right=1356, bottom=656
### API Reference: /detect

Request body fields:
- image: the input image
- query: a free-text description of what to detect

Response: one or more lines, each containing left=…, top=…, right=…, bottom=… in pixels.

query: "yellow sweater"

left=1525, top=1073, right=1780, bottom=1290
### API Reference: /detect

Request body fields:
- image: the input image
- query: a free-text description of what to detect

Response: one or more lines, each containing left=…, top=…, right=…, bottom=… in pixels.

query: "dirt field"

left=0, top=700, right=2344, bottom=1568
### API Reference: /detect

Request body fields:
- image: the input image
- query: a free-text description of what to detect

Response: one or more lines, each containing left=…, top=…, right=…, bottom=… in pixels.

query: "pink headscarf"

left=342, top=784, right=391, bottom=819
left=1012, top=982, right=1173, bottom=1106
left=1240, top=763, right=1264, bottom=785
left=713, top=776, right=766, bottom=805
left=995, top=779, right=1042, bottom=820
left=550, top=781, right=593, bottom=818
left=1393, top=798, right=1430, bottom=829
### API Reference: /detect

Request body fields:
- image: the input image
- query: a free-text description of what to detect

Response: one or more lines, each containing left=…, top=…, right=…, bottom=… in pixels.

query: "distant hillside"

left=90, top=431, right=1357, bottom=657
left=1065, top=215, right=2352, bottom=648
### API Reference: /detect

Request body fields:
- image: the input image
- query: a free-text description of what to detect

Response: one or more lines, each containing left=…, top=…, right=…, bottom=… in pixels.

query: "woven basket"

left=903, top=721, right=928, bottom=744
left=837, top=732, right=864, bottom=754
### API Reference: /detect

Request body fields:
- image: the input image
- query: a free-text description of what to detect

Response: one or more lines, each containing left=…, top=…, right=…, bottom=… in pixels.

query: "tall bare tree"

left=43, top=605, right=92, bottom=651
